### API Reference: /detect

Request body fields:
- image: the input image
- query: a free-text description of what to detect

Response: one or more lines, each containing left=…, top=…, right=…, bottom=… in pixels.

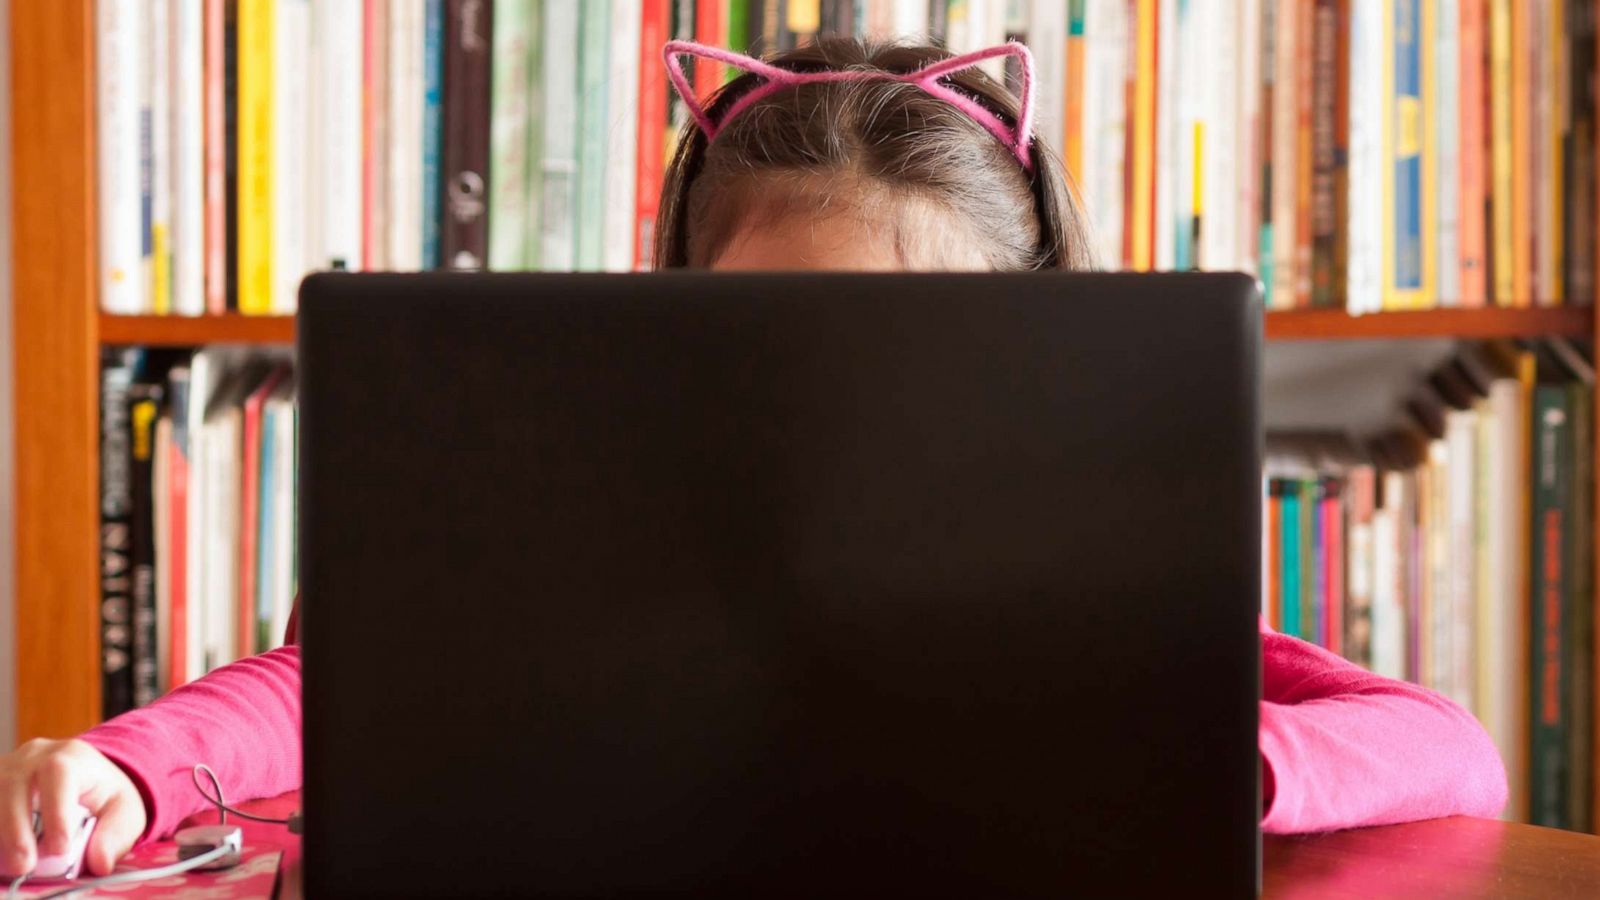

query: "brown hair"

left=653, top=38, right=1097, bottom=271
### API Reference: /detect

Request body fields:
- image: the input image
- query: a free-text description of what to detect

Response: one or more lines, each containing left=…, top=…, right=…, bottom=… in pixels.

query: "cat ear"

left=662, top=40, right=797, bottom=141
left=913, top=42, right=1036, bottom=170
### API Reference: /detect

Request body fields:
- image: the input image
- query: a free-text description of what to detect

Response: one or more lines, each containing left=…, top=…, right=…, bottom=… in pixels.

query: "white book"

left=153, top=415, right=173, bottom=695
left=1202, top=0, right=1239, bottom=271
left=172, top=0, right=205, bottom=315
left=489, top=0, right=535, bottom=271
left=541, top=0, right=580, bottom=271
left=389, top=1, right=425, bottom=271
left=1234, top=0, right=1262, bottom=275
left=1345, top=0, right=1384, bottom=314
left=266, top=387, right=298, bottom=648
left=99, top=0, right=144, bottom=313
left=1444, top=406, right=1478, bottom=711
left=1153, top=0, right=1177, bottom=271
left=1081, top=0, right=1127, bottom=269
left=150, top=0, right=172, bottom=314
left=1482, top=376, right=1526, bottom=818
left=317, top=0, right=364, bottom=271
left=603, top=0, right=642, bottom=272
left=201, top=401, right=241, bottom=672
left=892, top=0, right=929, bottom=40
left=185, top=347, right=239, bottom=677
left=1424, top=439, right=1452, bottom=697
left=1371, top=471, right=1406, bottom=680
left=273, top=1, right=311, bottom=310
left=1435, top=0, right=1461, bottom=304
left=1269, top=0, right=1297, bottom=307
left=1028, top=0, right=1067, bottom=162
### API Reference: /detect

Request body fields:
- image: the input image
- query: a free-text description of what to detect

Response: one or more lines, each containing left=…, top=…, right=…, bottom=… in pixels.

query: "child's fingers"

left=0, top=761, right=35, bottom=878
left=83, top=792, right=140, bottom=878
left=31, top=753, right=80, bottom=857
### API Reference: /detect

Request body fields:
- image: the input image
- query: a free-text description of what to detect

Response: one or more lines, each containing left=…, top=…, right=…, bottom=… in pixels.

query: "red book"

left=1321, top=481, right=1343, bottom=657
left=694, top=0, right=724, bottom=102
left=203, top=0, right=225, bottom=313
left=362, top=1, right=385, bottom=269
left=238, top=367, right=286, bottom=659
left=635, top=0, right=670, bottom=270
left=166, top=424, right=190, bottom=689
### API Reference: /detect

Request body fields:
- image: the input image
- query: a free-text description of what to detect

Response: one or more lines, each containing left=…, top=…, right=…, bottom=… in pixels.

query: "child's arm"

left=1259, top=620, right=1508, bottom=833
left=81, top=645, right=302, bottom=843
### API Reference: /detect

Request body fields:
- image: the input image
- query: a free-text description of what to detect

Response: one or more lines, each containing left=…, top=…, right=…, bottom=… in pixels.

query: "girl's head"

left=655, top=38, right=1096, bottom=272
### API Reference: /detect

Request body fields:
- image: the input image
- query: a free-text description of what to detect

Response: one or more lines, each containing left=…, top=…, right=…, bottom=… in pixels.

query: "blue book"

left=422, top=0, right=445, bottom=269
left=1280, top=482, right=1302, bottom=639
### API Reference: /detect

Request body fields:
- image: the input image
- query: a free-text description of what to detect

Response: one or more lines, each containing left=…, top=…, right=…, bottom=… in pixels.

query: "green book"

left=489, top=0, right=537, bottom=270
left=1565, top=375, right=1594, bottom=833
left=728, top=0, right=751, bottom=57
left=1530, top=378, right=1572, bottom=829
left=1279, top=479, right=1302, bottom=639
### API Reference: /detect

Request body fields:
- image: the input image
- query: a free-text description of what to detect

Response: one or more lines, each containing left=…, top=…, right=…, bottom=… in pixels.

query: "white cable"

left=6, top=843, right=231, bottom=900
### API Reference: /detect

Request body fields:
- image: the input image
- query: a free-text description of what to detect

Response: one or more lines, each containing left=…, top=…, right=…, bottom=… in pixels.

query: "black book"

left=442, top=0, right=493, bottom=270
left=100, top=349, right=140, bottom=719
left=127, top=380, right=165, bottom=708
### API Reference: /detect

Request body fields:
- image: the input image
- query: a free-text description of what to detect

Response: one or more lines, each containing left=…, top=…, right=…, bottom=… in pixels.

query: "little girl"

left=1, top=36, right=1505, bottom=879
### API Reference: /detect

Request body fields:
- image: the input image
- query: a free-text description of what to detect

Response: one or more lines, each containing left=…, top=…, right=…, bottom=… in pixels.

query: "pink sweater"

left=83, top=618, right=1507, bottom=841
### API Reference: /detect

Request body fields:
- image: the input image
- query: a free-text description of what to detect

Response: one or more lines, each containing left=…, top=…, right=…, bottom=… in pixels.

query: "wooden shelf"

left=99, top=313, right=296, bottom=346
left=1264, top=306, right=1594, bottom=341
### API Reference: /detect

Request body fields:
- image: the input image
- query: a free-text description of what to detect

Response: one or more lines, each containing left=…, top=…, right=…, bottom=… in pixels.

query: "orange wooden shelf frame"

left=99, top=313, right=296, bottom=346
left=1264, top=306, right=1594, bottom=341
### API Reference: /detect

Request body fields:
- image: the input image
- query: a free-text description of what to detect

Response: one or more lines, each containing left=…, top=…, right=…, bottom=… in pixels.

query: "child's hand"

left=0, top=738, right=145, bottom=878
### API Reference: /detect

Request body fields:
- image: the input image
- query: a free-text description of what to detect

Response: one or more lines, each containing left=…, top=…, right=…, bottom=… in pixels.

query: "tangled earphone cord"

left=189, top=764, right=291, bottom=826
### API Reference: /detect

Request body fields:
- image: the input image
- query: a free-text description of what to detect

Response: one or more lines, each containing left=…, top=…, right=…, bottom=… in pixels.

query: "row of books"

left=100, top=347, right=297, bottom=717
left=1263, top=338, right=1595, bottom=831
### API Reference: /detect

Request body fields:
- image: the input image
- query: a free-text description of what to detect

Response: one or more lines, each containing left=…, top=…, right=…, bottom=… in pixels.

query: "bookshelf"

left=10, top=0, right=1600, bottom=832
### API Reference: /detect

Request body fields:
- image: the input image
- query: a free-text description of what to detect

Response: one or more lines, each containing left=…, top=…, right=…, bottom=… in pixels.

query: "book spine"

left=1280, top=480, right=1302, bottom=637
left=1564, top=377, right=1593, bottom=831
left=695, top=0, right=726, bottom=94
left=636, top=0, right=669, bottom=269
left=98, top=0, right=145, bottom=314
left=927, top=0, right=947, bottom=42
left=167, top=367, right=192, bottom=689
left=1266, top=479, right=1281, bottom=631
left=574, top=0, right=610, bottom=271
left=173, top=0, right=206, bottom=316
left=1540, top=0, right=1565, bottom=305
left=272, top=0, right=310, bottom=311
left=1080, top=0, right=1126, bottom=269
left=1488, top=0, right=1513, bottom=304
left=128, top=383, right=163, bottom=708
left=1565, top=0, right=1596, bottom=305
left=1371, top=471, right=1405, bottom=678
left=1234, top=0, right=1261, bottom=275
left=603, top=0, right=642, bottom=272
left=1304, top=479, right=1320, bottom=646
left=1345, top=0, right=1381, bottom=314
left=388, top=1, right=425, bottom=272
left=255, top=400, right=277, bottom=653
left=1029, top=0, right=1067, bottom=162
left=1309, top=0, right=1338, bottom=307
left=236, top=0, right=273, bottom=313
left=1530, top=381, right=1570, bottom=828
left=204, top=0, right=227, bottom=311
left=1383, top=0, right=1429, bottom=310
left=1153, top=0, right=1176, bottom=271
left=423, top=0, right=445, bottom=269
left=1258, top=0, right=1276, bottom=303
left=100, top=352, right=138, bottom=719
left=1457, top=0, right=1488, bottom=306
left=541, top=1, right=579, bottom=269
left=1425, top=439, right=1449, bottom=695
left=727, top=0, right=751, bottom=51
left=442, top=0, right=492, bottom=269
left=1447, top=409, right=1478, bottom=710
left=1127, top=0, right=1156, bottom=271
left=1328, top=0, right=1350, bottom=305
left=1509, top=0, right=1531, bottom=305
left=363, top=1, right=389, bottom=270
left=1346, top=465, right=1376, bottom=667
left=1270, top=0, right=1295, bottom=306
left=489, top=0, right=534, bottom=270
left=151, top=0, right=172, bottom=315
left=1322, top=479, right=1344, bottom=656
left=1293, top=0, right=1313, bottom=305
left=315, top=0, right=363, bottom=272
left=1063, top=1, right=1087, bottom=181
left=1434, top=0, right=1460, bottom=306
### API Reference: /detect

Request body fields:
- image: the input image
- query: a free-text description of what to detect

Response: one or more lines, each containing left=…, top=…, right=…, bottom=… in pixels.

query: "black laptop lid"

left=299, top=272, right=1261, bottom=898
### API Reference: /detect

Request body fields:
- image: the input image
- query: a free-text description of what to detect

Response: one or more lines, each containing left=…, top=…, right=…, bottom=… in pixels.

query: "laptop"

left=298, top=271, right=1262, bottom=897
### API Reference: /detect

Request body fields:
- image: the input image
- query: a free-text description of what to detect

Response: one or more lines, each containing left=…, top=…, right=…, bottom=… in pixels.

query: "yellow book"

left=151, top=225, right=171, bottom=315
left=1509, top=0, right=1531, bottom=307
left=1488, top=0, right=1514, bottom=306
left=1129, top=0, right=1157, bottom=271
left=237, top=0, right=273, bottom=315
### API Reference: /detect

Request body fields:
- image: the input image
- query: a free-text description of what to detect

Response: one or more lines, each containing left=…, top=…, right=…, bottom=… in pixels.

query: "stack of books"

left=99, top=348, right=297, bottom=717
left=1265, top=338, right=1595, bottom=830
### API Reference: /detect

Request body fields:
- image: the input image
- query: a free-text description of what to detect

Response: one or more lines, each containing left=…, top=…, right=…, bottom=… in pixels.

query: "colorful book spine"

left=1258, top=0, right=1276, bottom=304
left=1488, top=0, right=1513, bottom=304
left=489, top=0, right=535, bottom=270
left=238, top=366, right=284, bottom=659
left=540, top=0, right=579, bottom=270
left=1063, top=1, right=1087, bottom=181
left=128, top=381, right=163, bottom=708
left=316, top=0, right=364, bottom=273
left=1566, top=0, right=1597, bottom=306
left=173, top=0, right=206, bottom=316
left=636, top=0, right=670, bottom=269
left=1508, top=0, right=1531, bottom=305
left=1529, top=379, right=1571, bottom=827
left=98, top=0, right=144, bottom=314
left=387, top=0, right=425, bottom=272
left=1382, top=0, right=1432, bottom=310
left=1563, top=373, right=1593, bottom=831
left=1128, top=0, right=1156, bottom=271
left=166, top=366, right=193, bottom=689
left=1309, top=0, right=1338, bottom=307
left=1457, top=0, right=1489, bottom=306
left=1345, top=0, right=1384, bottom=315
left=442, top=0, right=493, bottom=269
left=1346, top=464, right=1377, bottom=666
left=1153, top=0, right=1177, bottom=271
left=272, top=0, right=310, bottom=310
left=100, top=351, right=138, bottom=718
left=204, top=0, right=227, bottom=311
left=1304, top=479, right=1319, bottom=645
left=1434, top=0, right=1460, bottom=305
left=1538, top=0, right=1564, bottom=305
left=1271, top=0, right=1296, bottom=306
left=1292, top=0, right=1313, bottom=306
left=1279, top=478, right=1302, bottom=638
left=1321, top=478, right=1344, bottom=656
left=362, top=1, right=389, bottom=270
left=695, top=0, right=727, bottom=95
left=236, top=0, right=273, bottom=312
left=573, top=0, right=610, bottom=271
left=150, top=0, right=172, bottom=315
left=423, top=0, right=445, bottom=269
left=603, top=0, right=642, bottom=272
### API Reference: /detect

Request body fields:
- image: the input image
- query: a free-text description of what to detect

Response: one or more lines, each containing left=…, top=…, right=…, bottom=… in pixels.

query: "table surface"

left=268, top=809, right=1600, bottom=898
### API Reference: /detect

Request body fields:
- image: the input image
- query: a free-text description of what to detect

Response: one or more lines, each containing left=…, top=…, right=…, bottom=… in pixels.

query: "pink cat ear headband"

left=662, top=39, right=1037, bottom=173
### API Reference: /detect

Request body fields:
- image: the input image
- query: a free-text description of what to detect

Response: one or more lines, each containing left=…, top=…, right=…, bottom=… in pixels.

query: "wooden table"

left=272, top=814, right=1600, bottom=898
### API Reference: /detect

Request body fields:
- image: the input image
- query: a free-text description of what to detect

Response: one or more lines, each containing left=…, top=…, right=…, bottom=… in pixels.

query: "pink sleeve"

left=1258, top=620, right=1507, bottom=833
left=81, top=646, right=302, bottom=843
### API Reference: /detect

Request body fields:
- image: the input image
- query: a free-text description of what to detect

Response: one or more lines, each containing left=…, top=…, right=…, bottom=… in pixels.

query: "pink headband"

left=662, top=39, right=1036, bottom=173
